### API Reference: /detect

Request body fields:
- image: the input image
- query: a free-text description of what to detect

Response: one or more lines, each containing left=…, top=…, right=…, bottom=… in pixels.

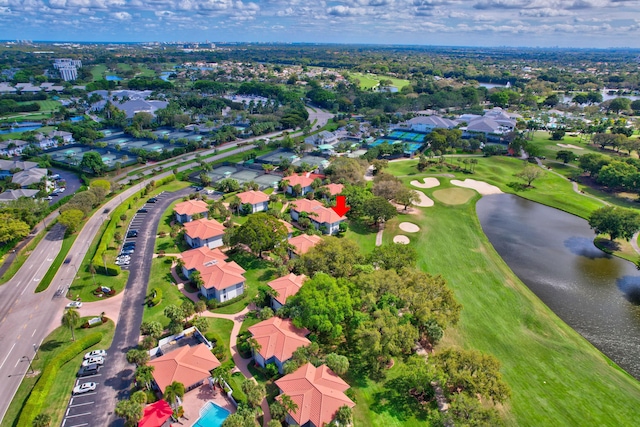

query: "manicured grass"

left=35, top=232, right=78, bottom=293
left=347, top=72, right=411, bottom=90
left=205, top=317, right=234, bottom=364
left=91, top=64, right=107, bottom=81
left=371, top=158, right=640, bottom=426
left=0, top=230, right=47, bottom=285
left=143, top=258, right=192, bottom=328
left=34, top=100, right=61, bottom=112
left=239, top=310, right=262, bottom=334
left=1, top=318, right=115, bottom=427
left=117, top=63, right=133, bottom=71
left=344, top=220, right=377, bottom=254
left=432, top=187, right=475, bottom=205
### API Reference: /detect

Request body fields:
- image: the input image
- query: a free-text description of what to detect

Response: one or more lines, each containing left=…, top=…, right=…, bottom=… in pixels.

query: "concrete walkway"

left=375, top=224, right=384, bottom=246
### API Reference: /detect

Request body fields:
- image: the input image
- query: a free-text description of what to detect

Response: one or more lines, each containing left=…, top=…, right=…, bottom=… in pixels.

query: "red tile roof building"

left=287, top=234, right=323, bottom=256
left=275, top=363, right=355, bottom=427
left=283, top=173, right=325, bottom=195
left=174, top=199, right=209, bottom=223
left=290, top=199, right=345, bottom=234
left=183, top=218, right=226, bottom=249
left=267, top=273, right=306, bottom=309
left=248, top=317, right=311, bottom=374
left=148, top=343, right=220, bottom=393
left=323, top=183, right=344, bottom=196
left=181, top=246, right=228, bottom=273
left=236, top=190, right=270, bottom=213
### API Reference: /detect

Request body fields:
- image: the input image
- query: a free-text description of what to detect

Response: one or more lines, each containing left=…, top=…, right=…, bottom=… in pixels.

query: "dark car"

left=64, top=256, right=72, bottom=264
left=137, top=208, right=148, bottom=214
left=123, top=243, right=136, bottom=249
left=77, top=364, right=101, bottom=377
left=126, top=230, right=138, bottom=238
left=147, top=198, right=158, bottom=203
left=121, top=249, right=135, bottom=255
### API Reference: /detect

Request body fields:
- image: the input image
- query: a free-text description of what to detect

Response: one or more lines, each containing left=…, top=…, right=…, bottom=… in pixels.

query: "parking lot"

left=60, top=369, right=103, bottom=427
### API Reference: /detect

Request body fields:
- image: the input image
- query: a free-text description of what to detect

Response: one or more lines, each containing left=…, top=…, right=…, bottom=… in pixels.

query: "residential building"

left=180, top=246, right=228, bottom=278
left=279, top=220, right=295, bottom=238
left=236, top=190, right=269, bottom=213
left=0, top=189, right=39, bottom=202
left=197, top=259, right=246, bottom=302
left=267, top=273, right=306, bottom=310
left=0, top=140, right=30, bottom=156
left=304, top=130, right=337, bottom=146
left=275, top=363, right=355, bottom=427
left=283, top=173, right=322, bottom=196
left=53, top=58, right=82, bottom=81
left=322, top=183, right=344, bottom=197
left=287, top=234, right=323, bottom=258
left=174, top=199, right=209, bottom=224
left=290, top=199, right=345, bottom=234
left=183, top=218, right=225, bottom=249
left=248, top=317, right=311, bottom=374
left=148, top=343, right=220, bottom=393
left=0, top=159, right=38, bottom=173
left=12, top=168, right=47, bottom=187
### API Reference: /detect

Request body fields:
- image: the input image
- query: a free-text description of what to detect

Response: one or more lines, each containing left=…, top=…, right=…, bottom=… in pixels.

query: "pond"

left=477, top=193, right=640, bottom=379
left=0, top=125, right=42, bottom=134
left=105, top=75, right=122, bottom=81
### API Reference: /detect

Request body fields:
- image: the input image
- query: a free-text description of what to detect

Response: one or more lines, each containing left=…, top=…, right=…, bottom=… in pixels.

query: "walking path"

left=375, top=225, right=384, bottom=246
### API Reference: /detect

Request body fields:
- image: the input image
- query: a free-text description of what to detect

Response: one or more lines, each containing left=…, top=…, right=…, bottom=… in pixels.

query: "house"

left=148, top=344, right=220, bottom=393
left=236, top=190, right=269, bottom=213
left=12, top=168, right=48, bottom=187
left=138, top=400, right=173, bottom=427
left=322, top=183, right=344, bottom=197
left=267, top=273, right=306, bottom=310
left=0, top=189, right=39, bottom=202
left=183, top=218, right=225, bottom=249
left=248, top=317, right=311, bottom=374
left=405, top=116, right=457, bottom=133
left=275, top=363, right=355, bottom=427
left=0, top=159, right=38, bottom=173
left=197, top=259, right=246, bottom=302
left=174, top=199, right=209, bottom=224
left=180, top=246, right=228, bottom=278
left=283, top=173, right=319, bottom=196
left=304, top=130, right=338, bottom=146
left=0, top=140, right=30, bottom=157
left=287, top=234, right=323, bottom=258
left=290, top=199, right=345, bottom=235
left=279, top=220, right=295, bottom=238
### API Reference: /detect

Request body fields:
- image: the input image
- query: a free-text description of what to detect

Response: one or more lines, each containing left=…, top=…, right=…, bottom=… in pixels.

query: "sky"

left=1, top=0, right=640, bottom=48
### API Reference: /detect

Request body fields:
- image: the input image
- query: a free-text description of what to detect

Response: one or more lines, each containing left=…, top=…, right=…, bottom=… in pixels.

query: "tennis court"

left=257, top=149, right=299, bottom=165
left=142, top=143, right=165, bottom=152
left=254, top=174, right=281, bottom=188
left=210, top=166, right=237, bottom=177
left=295, top=155, right=329, bottom=169
left=229, top=169, right=260, bottom=183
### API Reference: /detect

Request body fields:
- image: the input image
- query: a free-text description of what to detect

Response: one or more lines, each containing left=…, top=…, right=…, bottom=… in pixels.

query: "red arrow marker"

left=331, top=195, right=350, bottom=217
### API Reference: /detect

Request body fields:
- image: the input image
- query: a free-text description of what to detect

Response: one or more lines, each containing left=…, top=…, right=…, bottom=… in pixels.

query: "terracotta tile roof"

left=197, top=260, right=246, bottom=291
left=183, top=218, right=225, bottom=240
left=275, top=363, right=355, bottom=427
left=268, top=273, right=306, bottom=306
left=181, top=246, right=228, bottom=271
left=291, top=199, right=343, bottom=224
left=288, top=234, right=323, bottom=255
left=279, top=220, right=295, bottom=234
left=149, top=343, right=220, bottom=393
left=237, top=190, right=269, bottom=205
left=323, top=183, right=344, bottom=196
left=284, top=173, right=324, bottom=188
left=248, top=317, right=310, bottom=364
left=174, top=199, right=208, bottom=216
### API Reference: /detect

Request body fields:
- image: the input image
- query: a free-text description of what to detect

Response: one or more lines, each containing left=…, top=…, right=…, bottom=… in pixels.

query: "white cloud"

left=112, top=10, right=130, bottom=19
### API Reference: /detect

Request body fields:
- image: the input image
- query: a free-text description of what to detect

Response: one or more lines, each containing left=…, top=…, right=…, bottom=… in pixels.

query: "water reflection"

left=477, top=193, right=640, bottom=378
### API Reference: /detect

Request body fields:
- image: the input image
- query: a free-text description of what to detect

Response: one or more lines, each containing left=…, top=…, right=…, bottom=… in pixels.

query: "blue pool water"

left=105, top=75, right=122, bottom=81
left=193, top=402, right=230, bottom=427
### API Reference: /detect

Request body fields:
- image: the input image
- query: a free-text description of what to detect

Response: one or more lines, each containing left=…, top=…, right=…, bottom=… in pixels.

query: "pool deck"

left=172, top=383, right=236, bottom=427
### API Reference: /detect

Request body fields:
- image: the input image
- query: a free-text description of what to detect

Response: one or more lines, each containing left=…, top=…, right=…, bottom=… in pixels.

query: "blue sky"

left=1, top=0, right=640, bottom=48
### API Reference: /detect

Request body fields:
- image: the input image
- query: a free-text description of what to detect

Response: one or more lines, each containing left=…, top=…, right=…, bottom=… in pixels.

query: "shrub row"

left=146, top=287, right=162, bottom=307
left=205, top=292, right=247, bottom=310
left=17, top=332, right=103, bottom=427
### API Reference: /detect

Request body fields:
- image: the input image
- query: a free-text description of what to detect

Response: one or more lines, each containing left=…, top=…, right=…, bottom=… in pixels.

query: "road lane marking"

left=31, top=328, right=36, bottom=337
left=69, top=401, right=94, bottom=407
left=65, top=412, right=91, bottom=418
left=0, top=343, right=16, bottom=370
left=67, top=424, right=88, bottom=427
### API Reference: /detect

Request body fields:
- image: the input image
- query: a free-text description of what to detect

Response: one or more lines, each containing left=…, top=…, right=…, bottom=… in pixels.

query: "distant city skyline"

left=1, top=0, right=640, bottom=48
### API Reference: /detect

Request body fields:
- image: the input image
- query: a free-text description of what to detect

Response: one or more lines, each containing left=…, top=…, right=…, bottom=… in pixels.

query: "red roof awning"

left=138, top=400, right=173, bottom=427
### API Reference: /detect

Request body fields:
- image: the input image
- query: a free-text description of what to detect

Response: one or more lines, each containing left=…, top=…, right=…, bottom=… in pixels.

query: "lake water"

left=0, top=125, right=42, bottom=134
left=477, top=194, right=640, bottom=379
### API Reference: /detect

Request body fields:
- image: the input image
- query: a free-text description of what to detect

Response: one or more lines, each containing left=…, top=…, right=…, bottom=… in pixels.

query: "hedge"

left=16, top=332, right=103, bottom=427
left=147, top=287, right=162, bottom=307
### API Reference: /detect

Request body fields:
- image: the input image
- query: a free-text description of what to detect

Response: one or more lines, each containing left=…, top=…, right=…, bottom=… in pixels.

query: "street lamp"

left=21, top=356, right=34, bottom=374
left=33, top=344, right=39, bottom=360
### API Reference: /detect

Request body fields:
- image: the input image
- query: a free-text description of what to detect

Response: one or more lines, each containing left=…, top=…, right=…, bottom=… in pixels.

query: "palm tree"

left=61, top=308, right=80, bottom=341
left=164, top=381, right=185, bottom=409
left=279, top=393, right=298, bottom=416
left=135, top=365, right=155, bottom=391
left=32, top=413, right=51, bottom=427
left=115, top=399, right=143, bottom=427
left=212, top=365, right=231, bottom=387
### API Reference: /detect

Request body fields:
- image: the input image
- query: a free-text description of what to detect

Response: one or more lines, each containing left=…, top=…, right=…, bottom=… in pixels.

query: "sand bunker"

left=411, top=177, right=440, bottom=189
left=432, top=188, right=475, bottom=205
left=557, top=143, right=583, bottom=150
left=393, top=235, right=410, bottom=244
left=412, top=190, right=435, bottom=207
left=399, top=222, right=420, bottom=233
left=450, top=179, right=502, bottom=196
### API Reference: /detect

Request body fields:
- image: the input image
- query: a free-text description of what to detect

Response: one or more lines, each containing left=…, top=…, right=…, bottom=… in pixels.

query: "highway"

left=0, top=106, right=333, bottom=424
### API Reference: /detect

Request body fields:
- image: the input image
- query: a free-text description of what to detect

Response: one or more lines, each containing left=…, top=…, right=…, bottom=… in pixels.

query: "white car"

left=82, top=356, right=105, bottom=367
left=84, top=350, right=107, bottom=359
left=66, top=301, right=82, bottom=309
left=73, top=382, right=96, bottom=394
left=58, top=187, right=66, bottom=192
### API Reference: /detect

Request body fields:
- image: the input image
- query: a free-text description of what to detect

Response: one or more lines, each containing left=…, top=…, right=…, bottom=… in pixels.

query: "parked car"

left=121, top=249, right=134, bottom=255
left=66, top=301, right=82, bottom=309
left=127, top=230, right=138, bottom=238
left=73, top=382, right=96, bottom=394
left=84, top=350, right=107, bottom=359
left=77, top=364, right=101, bottom=377
left=137, top=208, right=148, bottom=213
left=147, top=197, right=158, bottom=203
left=82, top=356, right=105, bottom=367
left=58, top=187, right=65, bottom=192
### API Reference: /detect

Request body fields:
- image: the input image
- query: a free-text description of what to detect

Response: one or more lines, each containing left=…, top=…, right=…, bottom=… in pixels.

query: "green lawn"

left=34, top=100, right=61, bottom=112
left=204, top=317, right=234, bottom=365
left=143, top=258, right=192, bottom=328
left=371, top=158, right=640, bottom=426
left=347, top=72, right=411, bottom=90
left=0, top=230, right=47, bottom=285
left=90, top=64, right=107, bottom=81
left=1, top=318, right=115, bottom=427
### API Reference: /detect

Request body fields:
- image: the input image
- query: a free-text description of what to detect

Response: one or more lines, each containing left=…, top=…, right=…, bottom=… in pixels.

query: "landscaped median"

left=2, top=318, right=115, bottom=427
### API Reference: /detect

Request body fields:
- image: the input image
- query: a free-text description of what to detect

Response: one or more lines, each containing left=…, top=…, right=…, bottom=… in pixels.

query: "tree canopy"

left=228, top=213, right=288, bottom=257
left=79, top=151, right=107, bottom=175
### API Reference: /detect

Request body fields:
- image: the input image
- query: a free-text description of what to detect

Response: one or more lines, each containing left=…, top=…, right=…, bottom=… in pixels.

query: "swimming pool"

left=193, top=402, right=230, bottom=427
